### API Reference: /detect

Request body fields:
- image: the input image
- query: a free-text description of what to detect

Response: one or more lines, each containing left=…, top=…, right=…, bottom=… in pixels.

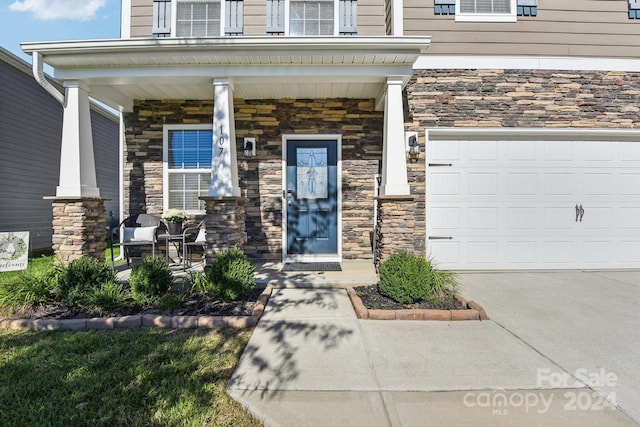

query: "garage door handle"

left=575, top=204, right=584, bottom=222
left=428, top=163, right=453, bottom=167
left=429, top=236, right=453, bottom=240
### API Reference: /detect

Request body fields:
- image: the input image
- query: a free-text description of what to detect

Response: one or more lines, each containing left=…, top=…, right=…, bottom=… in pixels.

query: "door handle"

left=575, top=204, right=584, bottom=222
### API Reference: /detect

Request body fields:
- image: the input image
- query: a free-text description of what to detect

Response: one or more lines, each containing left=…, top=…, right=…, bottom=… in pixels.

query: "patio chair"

left=112, top=214, right=161, bottom=265
left=182, top=221, right=207, bottom=268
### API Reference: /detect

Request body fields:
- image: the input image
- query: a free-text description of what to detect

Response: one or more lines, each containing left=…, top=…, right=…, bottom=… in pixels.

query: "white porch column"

left=380, top=76, right=410, bottom=196
left=56, top=81, right=100, bottom=198
left=209, top=78, right=241, bottom=197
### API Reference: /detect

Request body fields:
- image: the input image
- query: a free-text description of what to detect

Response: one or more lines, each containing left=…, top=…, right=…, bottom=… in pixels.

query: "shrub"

left=187, top=271, right=211, bottom=294
left=0, top=269, right=56, bottom=310
left=85, top=282, right=134, bottom=315
left=54, top=257, right=116, bottom=306
left=129, top=257, right=174, bottom=306
left=378, top=251, right=434, bottom=304
left=206, top=247, right=255, bottom=301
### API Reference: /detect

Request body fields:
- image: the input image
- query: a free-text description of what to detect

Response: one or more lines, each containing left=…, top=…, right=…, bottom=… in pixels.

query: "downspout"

left=31, top=51, right=65, bottom=105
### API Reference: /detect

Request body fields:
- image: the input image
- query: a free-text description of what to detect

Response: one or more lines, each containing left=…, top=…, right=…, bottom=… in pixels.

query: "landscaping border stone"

left=346, top=287, right=488, bottom=321
left=0, top=286, right=273, bottom=331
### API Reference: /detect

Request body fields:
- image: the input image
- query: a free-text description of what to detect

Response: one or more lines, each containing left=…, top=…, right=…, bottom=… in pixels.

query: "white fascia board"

left=415, top=55, right=640, bottom=72
left=21, top=36, right=431, bottom=57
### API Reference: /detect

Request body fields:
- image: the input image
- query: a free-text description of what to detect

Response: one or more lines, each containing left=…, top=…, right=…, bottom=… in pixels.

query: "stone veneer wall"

left=406, top=69, right=640, bottom=129
left=124, top=98, right=385, bottom=260
left=51, top=198, right=107, bottom=264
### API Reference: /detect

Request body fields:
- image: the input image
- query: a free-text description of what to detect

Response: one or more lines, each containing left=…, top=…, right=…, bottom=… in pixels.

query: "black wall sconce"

left=243, top=137, right=256, bottom=157
left=408, top=134, right=420, bottom=162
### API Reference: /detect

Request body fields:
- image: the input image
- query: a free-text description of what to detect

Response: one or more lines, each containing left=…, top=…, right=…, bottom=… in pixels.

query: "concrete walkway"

left=228, top=269, right=640, bottom=426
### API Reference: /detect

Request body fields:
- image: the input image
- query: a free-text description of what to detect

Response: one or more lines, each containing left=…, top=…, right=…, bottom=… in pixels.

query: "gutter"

left=31, top=51, right=64, bottom=105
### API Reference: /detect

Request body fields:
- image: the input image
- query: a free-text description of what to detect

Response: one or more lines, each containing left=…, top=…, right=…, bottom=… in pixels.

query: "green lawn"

left=0, top=328, right=261, bottom=427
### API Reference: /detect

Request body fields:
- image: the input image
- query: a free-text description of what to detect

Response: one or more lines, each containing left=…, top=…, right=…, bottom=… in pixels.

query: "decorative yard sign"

left=0, top=232, right=29, bottom=271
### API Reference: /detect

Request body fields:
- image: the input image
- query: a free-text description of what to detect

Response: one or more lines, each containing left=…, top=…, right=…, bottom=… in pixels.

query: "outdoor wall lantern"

left=243, top=137, right=256, bottom=157
left=407, top=134, right=420, bottom=162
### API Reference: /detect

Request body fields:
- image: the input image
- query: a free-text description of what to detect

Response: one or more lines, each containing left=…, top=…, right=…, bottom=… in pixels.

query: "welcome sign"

left=0, top=232, right=29, bottom=272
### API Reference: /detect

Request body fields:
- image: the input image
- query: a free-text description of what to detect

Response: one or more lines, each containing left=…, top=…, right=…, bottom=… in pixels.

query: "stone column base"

left=49, top=197, right=107, bottom=264
left=201, top=197, right=246, bottom=265
left=375, top=195, right=417, bottom=269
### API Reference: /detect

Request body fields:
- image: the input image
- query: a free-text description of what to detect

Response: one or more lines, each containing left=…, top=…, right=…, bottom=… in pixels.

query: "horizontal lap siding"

left=357, top=0, right=386, bottom=35
left=405, top=0, right=640, bottom=58
left=0, top=59, right=62, bottom=250
left=130, top=0, right=153, bottom=38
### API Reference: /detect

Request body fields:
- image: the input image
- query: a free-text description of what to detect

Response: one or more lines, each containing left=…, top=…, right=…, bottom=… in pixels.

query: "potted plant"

left=162, top=208, right=188, bottom=235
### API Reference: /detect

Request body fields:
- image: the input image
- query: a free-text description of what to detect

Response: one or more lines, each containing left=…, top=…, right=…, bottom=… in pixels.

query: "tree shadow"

left=228, top=288, right=357, bottom=400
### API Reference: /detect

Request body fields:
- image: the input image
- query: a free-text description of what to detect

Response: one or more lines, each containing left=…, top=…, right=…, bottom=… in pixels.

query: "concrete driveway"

left=229, top=270, right=640, bottom=426
left=459, top=271, right=640, bottom=424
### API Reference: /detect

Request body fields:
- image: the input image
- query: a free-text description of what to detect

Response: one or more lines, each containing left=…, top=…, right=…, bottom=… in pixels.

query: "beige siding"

left=244, top=0, right=266, bottom=35
left=130, top=0, right=153, bottom=38
left=357, top=0, right=386, bottom=35
left=404, top=0, right=640, bottom=58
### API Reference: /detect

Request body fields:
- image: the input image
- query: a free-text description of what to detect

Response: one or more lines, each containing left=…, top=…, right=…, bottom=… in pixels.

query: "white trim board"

left=414, top=56, right=640, bottom=72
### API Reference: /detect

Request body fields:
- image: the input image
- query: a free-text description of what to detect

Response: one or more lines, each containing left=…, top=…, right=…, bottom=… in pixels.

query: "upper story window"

left=455, top=0, right=516, bottom=22
left=267, top=0, right=357, bottom=35
left=152, top=0, right=243, bottom=37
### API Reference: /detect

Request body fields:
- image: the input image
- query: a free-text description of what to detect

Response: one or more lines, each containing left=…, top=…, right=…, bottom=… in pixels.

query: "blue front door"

left=286, top=140, right=338, bottom=256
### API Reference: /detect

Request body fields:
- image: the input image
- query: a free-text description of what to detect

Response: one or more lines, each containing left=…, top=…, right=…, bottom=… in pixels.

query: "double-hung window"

left=164, top=126, right=213, bottom=214
left=455, top=0, right=516, bottom=22
left=169, top=0, right=244, bottom=37
left=267, top=0, right=357, bottom=35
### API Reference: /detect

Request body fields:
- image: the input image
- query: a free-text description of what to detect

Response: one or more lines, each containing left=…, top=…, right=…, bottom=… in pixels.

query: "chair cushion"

left=123, top=226, right=156, bottom=242
left=195, top=228, right=206, bottom=243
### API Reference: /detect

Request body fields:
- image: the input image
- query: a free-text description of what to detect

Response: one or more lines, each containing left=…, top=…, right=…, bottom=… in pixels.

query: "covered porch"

left=21, top=36, right=430, bottom=265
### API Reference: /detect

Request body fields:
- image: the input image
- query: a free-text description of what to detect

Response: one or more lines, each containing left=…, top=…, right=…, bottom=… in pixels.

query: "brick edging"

left=346, top=287, right=488, bottom=321
left=0, top=286, right=273, bottom=331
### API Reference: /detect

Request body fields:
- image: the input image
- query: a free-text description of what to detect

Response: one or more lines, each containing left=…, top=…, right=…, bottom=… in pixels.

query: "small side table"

left=158, top=233, right=183, bottom=264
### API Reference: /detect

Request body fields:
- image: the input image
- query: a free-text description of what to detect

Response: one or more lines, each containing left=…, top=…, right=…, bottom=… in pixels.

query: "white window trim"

left=455, top=0, right=517, bottom=22
left=284, top=0, right=341, bottom=36
left=171, top=0, right=226, bottom=37
left=163, top=124, right=213, bottom=215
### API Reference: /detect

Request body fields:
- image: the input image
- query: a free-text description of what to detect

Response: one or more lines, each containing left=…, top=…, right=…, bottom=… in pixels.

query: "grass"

left=0, top=328, right=261, bottom=427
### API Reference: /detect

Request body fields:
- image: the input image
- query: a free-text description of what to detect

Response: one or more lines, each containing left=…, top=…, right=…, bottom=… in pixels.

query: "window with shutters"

left=173, top=0, right=243, bottom=37
left=455, top=0, right=516, bottom=22
left=163, top=126, right=213, bottom=214
left=267, top=0, right=356, bottom=35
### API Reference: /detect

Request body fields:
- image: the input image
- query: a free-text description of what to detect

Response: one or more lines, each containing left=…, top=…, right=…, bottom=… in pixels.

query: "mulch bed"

left=355, top=284, right=465, bottom=311
left=3, top=288, right=262, bottom=321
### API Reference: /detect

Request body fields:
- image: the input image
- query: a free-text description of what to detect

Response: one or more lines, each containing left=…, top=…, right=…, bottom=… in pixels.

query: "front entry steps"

left=254, top=260, right=377, bottom=289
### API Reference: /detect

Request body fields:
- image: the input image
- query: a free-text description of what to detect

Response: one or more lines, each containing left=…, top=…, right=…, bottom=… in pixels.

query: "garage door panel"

left=468, top=173, right=498, bottom=195
left=620, top=142, right=640, bottom=161
left=506, top=241, right=538, bottom=264
left=619, top=174, right=640, bottom=196
left=427, top=138, right=640, bottom=270
left=544, top=141, right=574, bottom=161
left=619, top=208, right=640, bottom=229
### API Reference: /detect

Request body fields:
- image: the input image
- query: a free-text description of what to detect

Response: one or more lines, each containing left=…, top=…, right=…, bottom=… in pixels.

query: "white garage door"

left=426, top=137, right=640, bottom=270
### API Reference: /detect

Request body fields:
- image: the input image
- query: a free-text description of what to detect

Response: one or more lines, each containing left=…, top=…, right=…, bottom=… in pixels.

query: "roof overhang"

left=21, top=36, right=430, bottom=112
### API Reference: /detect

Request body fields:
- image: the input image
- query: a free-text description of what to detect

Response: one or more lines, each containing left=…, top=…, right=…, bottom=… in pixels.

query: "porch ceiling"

left=21, top=36, right=430, bottom=112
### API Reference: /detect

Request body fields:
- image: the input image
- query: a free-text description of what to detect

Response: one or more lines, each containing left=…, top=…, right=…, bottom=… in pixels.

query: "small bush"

left=206, top=247, right=255, bottom=301
left=378, top=251, right=460, bottom=304
left=0, top=269, right=55, bottom=310
left=129, top=257, right=173, bottom=306
left=378, top=251, right=434, bottom=304
left=85, top=282, right=134, bottom=315
left=54, top=257, right=116, bottom=306
left=187, top=271, right=211, bottom=294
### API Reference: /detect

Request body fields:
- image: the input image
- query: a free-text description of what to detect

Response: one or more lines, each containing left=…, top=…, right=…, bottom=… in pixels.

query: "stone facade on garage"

left=406, top=69, right=640, bottom=129
left=123, top=97, right=415, bottom=260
